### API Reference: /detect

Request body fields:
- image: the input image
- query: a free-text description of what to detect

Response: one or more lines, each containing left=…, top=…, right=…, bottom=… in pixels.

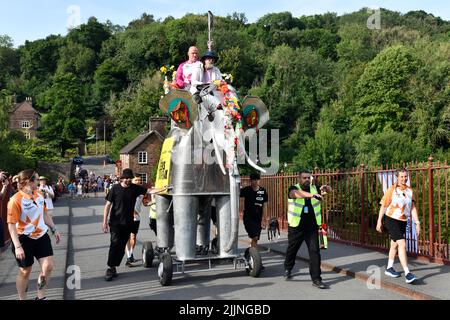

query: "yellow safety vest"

left=287, top=184, right=322, bottom=227
left=149, top=202, right=157, bottom=219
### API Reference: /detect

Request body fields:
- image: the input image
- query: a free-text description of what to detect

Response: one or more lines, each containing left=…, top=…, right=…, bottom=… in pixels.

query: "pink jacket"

left=175, top=60, right=202, bottom=88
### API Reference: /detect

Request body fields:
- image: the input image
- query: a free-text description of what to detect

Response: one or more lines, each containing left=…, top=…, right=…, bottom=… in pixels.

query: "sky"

left=0, top=0, right=449, bottom=47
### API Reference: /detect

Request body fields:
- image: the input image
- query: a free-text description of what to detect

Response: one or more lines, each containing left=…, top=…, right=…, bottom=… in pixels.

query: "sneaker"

left=284, top=269, right=292, bottom=280
left=312, top=279, right=327, bottom=289
left=125, top=258, right=132, bottom=266
left=111, top=267, right=118, bottom=278
left=105, top=268, right=114, bottom=281
left=34, top=296, right=47, bottom=300
left=405, top=272, right=416, bottom=284
left=385, top=267, right=401, bottom=278
left=129, top=254, right=135, bottom=263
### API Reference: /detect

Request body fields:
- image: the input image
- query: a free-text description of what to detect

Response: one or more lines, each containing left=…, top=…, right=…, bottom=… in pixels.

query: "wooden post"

left=428, top=156, right=435, bottom=257
left=360, top=163, right=366, bottom=245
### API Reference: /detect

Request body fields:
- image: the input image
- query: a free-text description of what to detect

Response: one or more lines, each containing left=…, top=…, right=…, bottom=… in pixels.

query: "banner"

left=155, top=137, right=174, bottom=193
left=377, top=172, right=418, bottom=253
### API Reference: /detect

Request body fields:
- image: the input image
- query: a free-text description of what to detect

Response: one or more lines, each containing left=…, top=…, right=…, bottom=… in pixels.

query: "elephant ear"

left=159, top=89, right=199, bottom=129
left=240, top=96, right=269, bottom=131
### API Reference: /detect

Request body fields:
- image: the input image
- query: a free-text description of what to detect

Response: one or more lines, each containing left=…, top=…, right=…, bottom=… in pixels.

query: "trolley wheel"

left=245, top=247, right=262, bottom=277
left=142, top=241, right=154, bottom=268
left=158, top=252, right=173, bottom=286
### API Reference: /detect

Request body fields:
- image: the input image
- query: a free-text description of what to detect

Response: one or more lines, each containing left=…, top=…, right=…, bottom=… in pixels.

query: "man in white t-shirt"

left=38, top=176, right=55, bottom=210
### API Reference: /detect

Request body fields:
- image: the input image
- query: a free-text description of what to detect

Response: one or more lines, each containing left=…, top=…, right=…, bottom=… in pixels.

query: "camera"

left=0, top=171, right=9, bottom=182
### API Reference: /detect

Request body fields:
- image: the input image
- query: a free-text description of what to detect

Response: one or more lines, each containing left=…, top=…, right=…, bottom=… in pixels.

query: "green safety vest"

left=287, top=184, right=322, bottom=227
left=149, top=202, right=157, bottom=219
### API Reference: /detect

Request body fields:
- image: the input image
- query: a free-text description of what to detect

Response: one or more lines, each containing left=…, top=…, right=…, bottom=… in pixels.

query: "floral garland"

left=160, top=65, right=176, bottom=94
left=213, top=80, right=243, bottom=148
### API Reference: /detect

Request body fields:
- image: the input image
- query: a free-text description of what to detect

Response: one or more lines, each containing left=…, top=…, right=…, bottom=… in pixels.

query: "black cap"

left=201, top=50, right=219, bottom=62
left=120, top=168, right=134, bottom=179
left=250, top=172, right=260, bottom=180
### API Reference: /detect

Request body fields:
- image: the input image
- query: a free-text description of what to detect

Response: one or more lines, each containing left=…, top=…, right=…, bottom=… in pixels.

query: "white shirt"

left=39, top=185, right=54, bottom=210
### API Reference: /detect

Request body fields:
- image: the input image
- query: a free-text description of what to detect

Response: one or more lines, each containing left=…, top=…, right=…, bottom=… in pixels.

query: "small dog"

left=267, top=218, right=281, bottom=242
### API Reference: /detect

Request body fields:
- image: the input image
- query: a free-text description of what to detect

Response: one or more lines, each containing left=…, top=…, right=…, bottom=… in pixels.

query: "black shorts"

left=385, top=215, right=407, bottom=241
left=244, top=219, right=262, bottom=240
left=130, top=220, right=140, bottom=235
left=12, top=233, right=53, bottom=268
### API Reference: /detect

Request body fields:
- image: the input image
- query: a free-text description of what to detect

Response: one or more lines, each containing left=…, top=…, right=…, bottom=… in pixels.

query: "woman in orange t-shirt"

left=376, top=168, right=420, bottom=284
left=7, top=169, right=61, bottom=300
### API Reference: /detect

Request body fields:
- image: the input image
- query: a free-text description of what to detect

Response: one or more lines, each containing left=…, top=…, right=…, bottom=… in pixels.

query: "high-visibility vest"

left=287, top=184, right=322, bottom=227
left=149, top=202, right=157, bottom=219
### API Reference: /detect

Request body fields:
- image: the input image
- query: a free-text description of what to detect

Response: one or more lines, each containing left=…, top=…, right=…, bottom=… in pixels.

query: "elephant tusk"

left=237, top=134, right=267, bottom=174
left=212, top=132, right=226, bottom=175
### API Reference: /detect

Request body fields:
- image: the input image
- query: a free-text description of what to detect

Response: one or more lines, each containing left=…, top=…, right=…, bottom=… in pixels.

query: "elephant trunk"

left=224, top=159, right=240, bottom=252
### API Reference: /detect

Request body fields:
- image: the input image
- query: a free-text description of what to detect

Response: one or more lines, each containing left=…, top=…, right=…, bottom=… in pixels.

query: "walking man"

left=283, top=170, right=332, bottom=289
left=240, top=172, right=268, bottom=249
left=102, top=168, right=168, bottom=281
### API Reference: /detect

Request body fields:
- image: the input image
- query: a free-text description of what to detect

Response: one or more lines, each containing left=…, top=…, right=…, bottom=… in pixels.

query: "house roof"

left=11, top=100, right=40, bottom=116
left=119, top=130, right=164, bottom=154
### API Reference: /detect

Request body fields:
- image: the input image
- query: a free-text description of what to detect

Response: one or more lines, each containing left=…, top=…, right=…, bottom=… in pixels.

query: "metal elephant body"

left=156, top=84, right=268, bottom=261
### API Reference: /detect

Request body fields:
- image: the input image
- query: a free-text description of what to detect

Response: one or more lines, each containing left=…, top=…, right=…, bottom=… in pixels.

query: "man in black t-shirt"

left=240, top=173, right=268, bottom=249
left=102, top=168, right=169, bottom=281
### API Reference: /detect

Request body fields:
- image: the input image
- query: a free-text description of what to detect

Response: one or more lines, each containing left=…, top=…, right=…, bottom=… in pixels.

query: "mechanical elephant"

left=154, top=81, right=269, bottom=261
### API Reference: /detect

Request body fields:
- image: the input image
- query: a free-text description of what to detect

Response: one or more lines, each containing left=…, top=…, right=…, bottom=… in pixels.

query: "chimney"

left=148, top=117, right=167, bottom=137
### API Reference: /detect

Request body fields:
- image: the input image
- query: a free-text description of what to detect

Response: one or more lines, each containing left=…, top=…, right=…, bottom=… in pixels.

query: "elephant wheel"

left=244, top=247, right=262, bottom=278
left=158, top=253, right=173, bottom=286
left=142, top=241, right=154, bottom=268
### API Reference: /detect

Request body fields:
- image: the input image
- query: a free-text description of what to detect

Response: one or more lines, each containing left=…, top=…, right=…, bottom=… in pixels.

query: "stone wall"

left=37, top=161, right=74, bottom=183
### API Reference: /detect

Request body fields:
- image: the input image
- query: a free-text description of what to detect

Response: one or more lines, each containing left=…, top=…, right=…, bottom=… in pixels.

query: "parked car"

left=105, top=155, right=115, bottom=164
left=73, top=156, right=84, bottom=164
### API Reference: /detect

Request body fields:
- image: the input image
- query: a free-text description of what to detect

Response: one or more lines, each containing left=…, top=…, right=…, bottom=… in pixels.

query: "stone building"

left=119, top=117, right=167, bottom=185
left=9, top=97, right=40, bottom=139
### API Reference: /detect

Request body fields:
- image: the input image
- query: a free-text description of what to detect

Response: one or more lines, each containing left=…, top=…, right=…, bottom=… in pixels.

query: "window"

left=139, top=173, right=147, bottom=184
left=24, top=132, right=31, bottom=139
left=138, top=151, right=147, bottom=164
left=21, top=121, right=30, bottom=129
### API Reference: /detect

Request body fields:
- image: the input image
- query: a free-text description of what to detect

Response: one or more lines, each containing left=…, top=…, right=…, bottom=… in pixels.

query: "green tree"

left=292, top=124, right=345, bottom=170
left=92, top=58, right=128, bottom=104
left=0, top=90, right=13, bottom=131
left=38, top=73, right=86, bottom=157
left=352, top=45, right=418, bottom=134
left=56, top=41, right=97, bottom=79
left=355, top=131, right=430, bottom=166
left=106, top=72, right=162, bottom=133
left=0, top=35, right=20, bottom=89
left=67, top=17, right=111, bottom=53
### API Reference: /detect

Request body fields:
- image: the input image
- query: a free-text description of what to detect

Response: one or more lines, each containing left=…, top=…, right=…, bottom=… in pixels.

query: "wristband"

left=50, top=226, right=57, bottom=234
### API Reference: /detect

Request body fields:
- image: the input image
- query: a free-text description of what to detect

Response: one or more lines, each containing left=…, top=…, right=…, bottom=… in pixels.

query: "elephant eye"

left=244, top=109, right=259, bottom=129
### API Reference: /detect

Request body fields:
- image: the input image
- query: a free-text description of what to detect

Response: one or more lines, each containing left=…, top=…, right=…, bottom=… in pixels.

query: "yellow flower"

left=170, top=65, right=175, bottom=71
left=160, top=66, right=168, bottom=74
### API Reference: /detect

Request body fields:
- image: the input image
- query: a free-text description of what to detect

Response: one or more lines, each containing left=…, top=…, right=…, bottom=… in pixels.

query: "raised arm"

left=103, top=201, right=112, bottom=233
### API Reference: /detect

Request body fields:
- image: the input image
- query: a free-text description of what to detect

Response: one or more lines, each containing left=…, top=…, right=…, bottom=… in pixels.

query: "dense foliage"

left=0, top=8, right=449, bottom=173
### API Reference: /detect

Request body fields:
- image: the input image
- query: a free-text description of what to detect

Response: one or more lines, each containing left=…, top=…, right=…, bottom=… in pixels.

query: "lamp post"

left=103, top=120, right=106, bottom=155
